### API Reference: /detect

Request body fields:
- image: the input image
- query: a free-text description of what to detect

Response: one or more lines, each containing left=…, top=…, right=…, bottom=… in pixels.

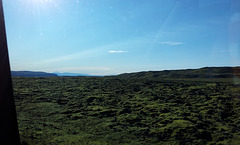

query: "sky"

left=2, top=0, right=240, bottom=75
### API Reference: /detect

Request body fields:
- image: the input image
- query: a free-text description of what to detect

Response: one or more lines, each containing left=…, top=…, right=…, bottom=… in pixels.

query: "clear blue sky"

left=3, top=0, right=240, bottom=75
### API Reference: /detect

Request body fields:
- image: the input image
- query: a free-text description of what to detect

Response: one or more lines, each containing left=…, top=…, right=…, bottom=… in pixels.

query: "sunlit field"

left=13, top=68, right=240, bottom=144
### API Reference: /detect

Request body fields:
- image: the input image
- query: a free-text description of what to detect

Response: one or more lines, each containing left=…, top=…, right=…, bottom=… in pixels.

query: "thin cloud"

left=132, top=38, right=184, bottom=46
left=159, top=41, right=184, bottom=45
left=108, top=50, right=128, bottom=53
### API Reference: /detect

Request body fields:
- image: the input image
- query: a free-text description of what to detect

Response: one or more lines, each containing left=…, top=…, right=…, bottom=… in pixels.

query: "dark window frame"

left=0, top=0, right=20, bottom=144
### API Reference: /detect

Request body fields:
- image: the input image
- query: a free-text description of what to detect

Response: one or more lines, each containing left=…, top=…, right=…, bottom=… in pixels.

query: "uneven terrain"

left=12, top=67, right=240, bottom=144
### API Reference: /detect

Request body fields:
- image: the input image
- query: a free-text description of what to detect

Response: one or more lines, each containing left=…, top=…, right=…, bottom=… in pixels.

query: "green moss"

left=12, top=77, right=240, bottom=144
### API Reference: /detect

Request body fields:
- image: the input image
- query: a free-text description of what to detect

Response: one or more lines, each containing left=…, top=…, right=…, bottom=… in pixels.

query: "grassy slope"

left=116, top=67, right=240, bottom=80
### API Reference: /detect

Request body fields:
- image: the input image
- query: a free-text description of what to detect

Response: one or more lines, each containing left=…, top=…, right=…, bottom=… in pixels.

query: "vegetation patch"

left=12, top=76, right=240, bottom=144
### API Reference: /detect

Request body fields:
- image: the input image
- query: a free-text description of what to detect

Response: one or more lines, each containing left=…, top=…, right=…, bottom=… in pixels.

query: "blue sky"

left=3, top=0, right=240, bottom=75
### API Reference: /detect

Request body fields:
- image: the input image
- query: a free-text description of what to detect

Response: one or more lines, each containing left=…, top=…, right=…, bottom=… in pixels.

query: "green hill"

left=117, top=67, right=240, bottom=80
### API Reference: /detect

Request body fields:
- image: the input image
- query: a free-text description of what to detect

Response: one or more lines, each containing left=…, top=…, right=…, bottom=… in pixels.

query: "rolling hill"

left=116, top=67, right=240, bottom=80
left=11, top=71, right=58, bottom=77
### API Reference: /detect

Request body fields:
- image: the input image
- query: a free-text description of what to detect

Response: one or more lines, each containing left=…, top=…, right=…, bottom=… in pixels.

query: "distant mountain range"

left=11, top=71, right=98, bottom=77
left=11, top=67, right=240, bottom=78
left=53, top=72, right=90, bottom=77
left=11, top=71, right=58, bottom=77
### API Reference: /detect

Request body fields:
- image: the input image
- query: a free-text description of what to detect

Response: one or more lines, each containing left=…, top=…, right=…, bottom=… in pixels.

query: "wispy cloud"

left=108, top=50, right=128, bottom=53
left=159, top=41, right=184, bottom=45
left=131, top=37, right=184, bottom=46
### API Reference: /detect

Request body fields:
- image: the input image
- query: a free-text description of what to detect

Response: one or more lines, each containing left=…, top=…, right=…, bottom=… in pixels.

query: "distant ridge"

left=11, top=67, right=240, bottom=78
left=11, top=71, right=58, bottom=77
left=116, top=67, right=240, bottom=79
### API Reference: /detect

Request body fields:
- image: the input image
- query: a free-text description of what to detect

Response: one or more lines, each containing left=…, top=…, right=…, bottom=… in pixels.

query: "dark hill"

left=117, top=67, right=240, bottom=79
left=11, top=71, right=58, bottom=77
